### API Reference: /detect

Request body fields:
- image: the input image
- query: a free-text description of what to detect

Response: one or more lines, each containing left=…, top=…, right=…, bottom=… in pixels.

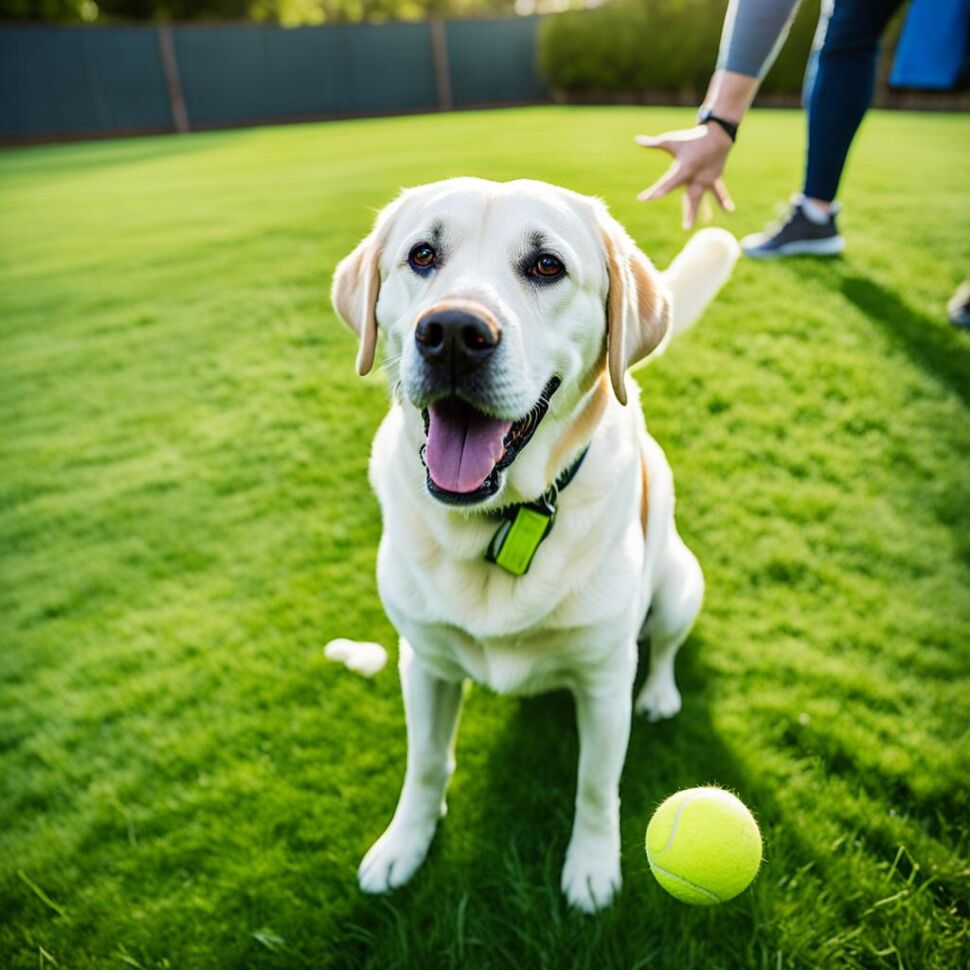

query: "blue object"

left=889, top=0, right=970, bottom=90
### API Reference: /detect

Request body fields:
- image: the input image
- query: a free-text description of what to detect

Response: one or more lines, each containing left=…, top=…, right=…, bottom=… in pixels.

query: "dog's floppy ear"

left=331, top=230, right=383, bottom=376
left=599, top=220, right=672, bottom=405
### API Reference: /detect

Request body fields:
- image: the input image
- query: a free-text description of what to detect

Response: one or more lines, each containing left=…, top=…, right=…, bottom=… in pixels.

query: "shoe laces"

left=761, top=199, right=802, bottom=236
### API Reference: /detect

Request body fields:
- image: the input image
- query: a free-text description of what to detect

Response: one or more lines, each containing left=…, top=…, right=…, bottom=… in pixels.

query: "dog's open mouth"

left=419, top=378, right=560, bottom=505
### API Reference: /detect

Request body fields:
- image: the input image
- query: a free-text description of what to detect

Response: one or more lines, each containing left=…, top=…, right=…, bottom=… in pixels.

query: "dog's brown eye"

left=530, top=253, right=565, bottom=280
left=409, top=243, right=436, bottom=272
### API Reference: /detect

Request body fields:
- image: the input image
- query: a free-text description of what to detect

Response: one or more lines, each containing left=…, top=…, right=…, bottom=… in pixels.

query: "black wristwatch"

left=697, top=107, right=739, bottom=143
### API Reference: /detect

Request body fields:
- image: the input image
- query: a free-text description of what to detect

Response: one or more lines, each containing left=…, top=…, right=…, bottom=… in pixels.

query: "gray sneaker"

left=742, top=199, right=845, bottom=259
left=948, top=281, right=970, bottom=329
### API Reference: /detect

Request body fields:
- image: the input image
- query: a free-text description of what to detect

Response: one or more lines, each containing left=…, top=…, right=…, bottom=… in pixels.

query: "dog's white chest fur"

left=370, top=401, right=654, bottom=694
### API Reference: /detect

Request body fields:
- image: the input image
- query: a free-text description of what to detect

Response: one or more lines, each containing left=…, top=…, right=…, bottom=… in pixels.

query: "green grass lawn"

left=1, top=106, right=968, bottom=969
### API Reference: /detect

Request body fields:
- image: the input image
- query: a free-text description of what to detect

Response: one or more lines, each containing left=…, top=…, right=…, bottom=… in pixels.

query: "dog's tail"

left=661, top=228, right=740, bottom=338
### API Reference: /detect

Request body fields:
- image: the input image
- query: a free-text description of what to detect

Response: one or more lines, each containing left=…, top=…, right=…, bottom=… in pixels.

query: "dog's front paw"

left=358, top=818, right=436, bottom=894
left=561, top=832, right=621, bottom=913
left=635, top=676, right=682, bottom=722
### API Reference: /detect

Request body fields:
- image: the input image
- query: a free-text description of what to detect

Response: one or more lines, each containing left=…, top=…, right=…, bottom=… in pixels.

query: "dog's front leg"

left=561, top=662, right=634, bottom=913
left=358, top=639, right=462, bottom=893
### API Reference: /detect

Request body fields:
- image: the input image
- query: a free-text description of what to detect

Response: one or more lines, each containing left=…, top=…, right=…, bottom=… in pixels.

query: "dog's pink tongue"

left=425, top=401, right=512, bottom=493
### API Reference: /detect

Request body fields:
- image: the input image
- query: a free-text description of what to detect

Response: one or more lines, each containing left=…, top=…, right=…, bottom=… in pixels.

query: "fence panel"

left=172, top=21, right=439, bottom=128
left=445, top=16, right=546, bottom=106
left=0, top=17, right=550, bottom=141
left=0, top=25, right=172, bottom=138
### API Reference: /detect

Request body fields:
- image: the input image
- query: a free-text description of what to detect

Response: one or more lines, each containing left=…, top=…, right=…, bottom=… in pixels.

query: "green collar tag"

left=485, top=504, right=554, bottom=576
left=483, top=446, right=589, bottom=577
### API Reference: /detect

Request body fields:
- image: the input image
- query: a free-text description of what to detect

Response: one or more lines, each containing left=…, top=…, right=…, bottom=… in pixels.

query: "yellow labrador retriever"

left=332, top=178, right=738, bottom=912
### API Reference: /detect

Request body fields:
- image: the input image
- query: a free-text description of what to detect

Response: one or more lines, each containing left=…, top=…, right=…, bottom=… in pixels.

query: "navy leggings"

left=804, top=0, right=906, bottom=202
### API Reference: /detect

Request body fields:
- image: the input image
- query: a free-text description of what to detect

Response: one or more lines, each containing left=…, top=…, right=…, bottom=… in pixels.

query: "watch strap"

left=698, top=108, right=738, bottom=142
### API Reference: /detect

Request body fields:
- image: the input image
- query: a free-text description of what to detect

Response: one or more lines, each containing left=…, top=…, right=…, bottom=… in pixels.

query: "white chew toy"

left=324, top=638, right=388, bottom=678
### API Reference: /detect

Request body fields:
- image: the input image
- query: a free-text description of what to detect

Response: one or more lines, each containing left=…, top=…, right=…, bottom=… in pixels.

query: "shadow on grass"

left=772, top=261, right=970, bottom=563
left=839, top=273, right=970, bottom=564
left=840, top=276, right=970, bottom=409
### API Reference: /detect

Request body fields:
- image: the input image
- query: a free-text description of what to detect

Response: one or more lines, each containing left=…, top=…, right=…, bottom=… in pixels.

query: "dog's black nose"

left=415, top=308, right=500, bottom=376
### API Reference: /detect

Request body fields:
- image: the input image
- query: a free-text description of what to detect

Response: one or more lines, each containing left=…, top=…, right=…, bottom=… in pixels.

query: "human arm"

left=636, top=0, right=803, bottom=228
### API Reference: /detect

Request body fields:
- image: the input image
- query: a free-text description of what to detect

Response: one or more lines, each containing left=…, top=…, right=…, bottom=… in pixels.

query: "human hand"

left=635, top=124, right=736, bottom=230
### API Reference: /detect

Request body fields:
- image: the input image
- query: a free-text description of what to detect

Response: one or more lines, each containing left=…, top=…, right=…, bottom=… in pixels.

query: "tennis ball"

left=645, top=786, right=762, bottom=905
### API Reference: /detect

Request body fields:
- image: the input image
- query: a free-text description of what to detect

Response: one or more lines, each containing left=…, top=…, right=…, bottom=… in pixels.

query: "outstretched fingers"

left=681, top=183, right=705, bottom=230
left=713, top=178, right=735, bottom=213
left=634, top=133, right=675, bottom=155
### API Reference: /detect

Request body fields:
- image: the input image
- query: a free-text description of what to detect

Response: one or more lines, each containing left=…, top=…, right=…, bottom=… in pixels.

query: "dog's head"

left=332, top=178, right=670, bottom=507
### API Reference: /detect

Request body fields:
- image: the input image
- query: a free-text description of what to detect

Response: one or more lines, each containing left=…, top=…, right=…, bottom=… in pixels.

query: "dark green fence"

left=0, top=17, right=547, bottom=141
left=172, top=21, right=440, bottom=127
left=447, top=16, right=546, bottom=106
left=0, top=25, right=173, bottom=138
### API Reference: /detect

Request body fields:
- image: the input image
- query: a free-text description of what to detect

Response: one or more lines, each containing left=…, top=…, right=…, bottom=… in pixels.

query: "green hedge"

left=538, top=0, right=822, bottom=100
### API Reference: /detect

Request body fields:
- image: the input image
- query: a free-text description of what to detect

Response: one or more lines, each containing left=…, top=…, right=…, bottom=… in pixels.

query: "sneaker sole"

left=743, top=236, right=846, bottom=259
